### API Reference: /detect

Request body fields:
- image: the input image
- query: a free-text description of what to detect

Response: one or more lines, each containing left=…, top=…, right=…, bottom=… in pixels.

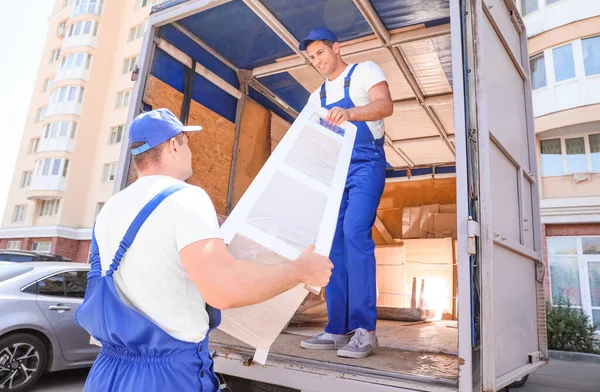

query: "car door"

left=35, top=270, right=98, bottom=362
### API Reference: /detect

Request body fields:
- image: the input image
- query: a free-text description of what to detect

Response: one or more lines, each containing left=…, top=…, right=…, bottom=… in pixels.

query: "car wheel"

left=0, top=333, right=48, bottom=392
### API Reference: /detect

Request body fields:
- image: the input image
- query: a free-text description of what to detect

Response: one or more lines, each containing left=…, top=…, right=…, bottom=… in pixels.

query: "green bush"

left=546, top=296, right=599, bottom=354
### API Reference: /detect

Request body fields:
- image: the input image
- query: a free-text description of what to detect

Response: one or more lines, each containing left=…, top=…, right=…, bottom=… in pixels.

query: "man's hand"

left=326, top=107, right=352, bottom=125
left=294, top=245, right=334, bottom=288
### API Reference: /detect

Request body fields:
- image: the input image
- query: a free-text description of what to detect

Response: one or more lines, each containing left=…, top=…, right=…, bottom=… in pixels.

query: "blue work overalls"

left=321, top=64, right=386, bottom=334
left=74, top=184, right=222, bottom=392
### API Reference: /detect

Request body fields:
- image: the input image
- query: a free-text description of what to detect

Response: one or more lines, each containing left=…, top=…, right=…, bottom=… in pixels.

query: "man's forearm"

left=219, top=259, right=302, bottom=309
left=348, top=98, right=393, bottom=122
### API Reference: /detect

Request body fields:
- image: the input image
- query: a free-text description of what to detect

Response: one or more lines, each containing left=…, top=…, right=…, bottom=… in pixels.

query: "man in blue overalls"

left=74, top=108, right=333, bottom=391
left=298, top=28, right=393, bottom=359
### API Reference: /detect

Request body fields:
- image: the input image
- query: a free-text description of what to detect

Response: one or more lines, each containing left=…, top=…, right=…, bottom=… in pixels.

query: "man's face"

left=178, top=132, right=193, bottom=180
left=307, top=41, right=339, bottom=77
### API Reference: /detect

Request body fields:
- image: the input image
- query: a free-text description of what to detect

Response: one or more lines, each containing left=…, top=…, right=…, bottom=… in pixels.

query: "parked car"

left=0, top=250, right=71, bottom=263
left=0, top=261, right=98, bottom=391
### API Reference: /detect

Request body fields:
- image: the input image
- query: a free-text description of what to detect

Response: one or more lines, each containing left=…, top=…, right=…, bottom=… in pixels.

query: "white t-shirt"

left=308, top=61, right=387, bottom=139
left=94, top=175, right=221, bottom=342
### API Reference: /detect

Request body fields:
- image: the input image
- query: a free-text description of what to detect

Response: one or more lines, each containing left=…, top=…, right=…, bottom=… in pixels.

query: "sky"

left=0, top=2, right=54, bottom=223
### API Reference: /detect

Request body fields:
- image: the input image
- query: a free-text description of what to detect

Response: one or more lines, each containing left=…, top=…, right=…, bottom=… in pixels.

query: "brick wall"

left=0, top=236, right=91, bottom=263
left=540, top=224, right=550, bottom=301
left=546, top=223, right=600, bottom=237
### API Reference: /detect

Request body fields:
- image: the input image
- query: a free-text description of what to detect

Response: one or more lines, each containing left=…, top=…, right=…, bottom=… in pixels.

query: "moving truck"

left=115, top=0, right=548, bottom=391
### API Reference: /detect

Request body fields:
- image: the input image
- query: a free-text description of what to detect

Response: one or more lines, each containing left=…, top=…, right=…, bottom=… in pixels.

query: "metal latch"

left=528, top=351, right=543, bottom=363
left=468, top=217, right=479, bottom=255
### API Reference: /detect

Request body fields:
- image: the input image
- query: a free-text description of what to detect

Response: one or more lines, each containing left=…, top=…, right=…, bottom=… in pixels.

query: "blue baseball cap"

left=128, top=108, right=202, bottom=155
left=299, top=28, right=338, bottom=51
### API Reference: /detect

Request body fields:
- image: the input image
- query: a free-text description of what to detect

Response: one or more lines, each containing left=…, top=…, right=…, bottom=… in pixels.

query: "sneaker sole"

left=336, top=349, right=373, bottom=359
left=300, top=341, right=336, bottom=350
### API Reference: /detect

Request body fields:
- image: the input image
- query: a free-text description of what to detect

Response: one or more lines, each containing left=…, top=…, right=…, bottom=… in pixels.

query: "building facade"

left=0, top=0, right=161, bottom=261
left=519, top=0, right=600, bottom=329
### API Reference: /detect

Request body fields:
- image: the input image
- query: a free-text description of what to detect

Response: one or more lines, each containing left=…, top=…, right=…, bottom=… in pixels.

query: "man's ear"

left=332, top=42, right=341, bottom=54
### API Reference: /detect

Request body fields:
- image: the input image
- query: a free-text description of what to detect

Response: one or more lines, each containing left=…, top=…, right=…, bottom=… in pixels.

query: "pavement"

left=30, top=358, right=600, bottom=391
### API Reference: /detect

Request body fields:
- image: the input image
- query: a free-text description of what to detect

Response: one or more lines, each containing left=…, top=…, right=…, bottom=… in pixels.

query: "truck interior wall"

left=374, top=177, right=457, bottom=243
left=139, top=74, right=236, bottom=215
left=231, top=98, right=272, bottom=208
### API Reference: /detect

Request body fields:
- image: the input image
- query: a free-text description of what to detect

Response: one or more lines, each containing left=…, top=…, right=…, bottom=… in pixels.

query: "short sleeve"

left=307, top=89, right=321, bottom=107
left=359, top=61, right=387, bottom=93
left=168, top=186, right=222, bottom=252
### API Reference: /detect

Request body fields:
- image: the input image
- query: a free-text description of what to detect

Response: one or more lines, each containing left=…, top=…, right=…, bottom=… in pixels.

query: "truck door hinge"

left=468, top=217, right=480, bottom=255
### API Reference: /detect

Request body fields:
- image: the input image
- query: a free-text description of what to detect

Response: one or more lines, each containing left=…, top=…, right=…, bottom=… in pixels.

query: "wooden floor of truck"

left=209, top=320, right=459, bottom=386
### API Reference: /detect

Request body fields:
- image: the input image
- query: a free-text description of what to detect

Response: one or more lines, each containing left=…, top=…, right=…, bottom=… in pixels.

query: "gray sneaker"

left=336, top=328, right=378, bottom=358
left=300, top=331, right=352, bottom=350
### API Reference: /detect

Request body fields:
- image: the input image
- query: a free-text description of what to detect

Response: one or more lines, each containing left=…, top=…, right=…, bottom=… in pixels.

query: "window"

left=40, top=199, right=60, bottom=217
left=43, top=122, right=76, bottom=139
left=38, top=274, right=64, bottom=296
left=521, top=0, right=538, bottom=16
left=12, top=205, right=26, bottom=223
left=582, top=35, right=600, bottom=77
left=590, top=133, right=600, bottom=171
left=32, top=242, right=52, bottom=253
left=548, top=236, right=600, bottom=331
left=28, top=138, right=40, bottom=154
left=540, top=134, right=600, bottom=176
left=49, top=48, right=61, bottom=63
left=20, top=171, right=32, bottom=188
left=60, top=53, right=91, bottom=70
left=530, top=54, right=546, bottom=90
left=43, top=77, right=55, bottom=92
left=109, top=125, right=124, bottom=144
left=36, top=107, right=47, bottom=122
left=6, top=241, right=21, bottom=250
left=34, top=158, right=69, bottom=177
left=66, top=20, right=98, bottom=37
left=96, top=202, right=105, bottom=217
left=102, top=163, right=118, bottom=182
left=128, top=23, right=145, bottom=42
left=65, top=271, right=88, bottom=298
left=137, top=0, right=161, bottom=9
left=115, top=89, right=131, bottom=109
left=122, top=56, right=138, bottom=74
left=72, top=0, right=103, bottom=16
left=63, top=159, right=70, bottom=177
left=565, top=137, right=587, bottom=174
left=546, top=0, right=561, bottom=4
left=50, top=86, right=85, bottom=104
left=553, top=44, right=576, bottom=82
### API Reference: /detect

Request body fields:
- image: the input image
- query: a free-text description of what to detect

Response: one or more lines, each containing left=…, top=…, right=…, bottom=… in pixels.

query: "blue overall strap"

left=343, top=63, right=359, bottom=100
left=320, top=82, right=327, bottom=107
left=106, top=183, right=186, bottom=276
left=88, top=224, right=102, bottom=280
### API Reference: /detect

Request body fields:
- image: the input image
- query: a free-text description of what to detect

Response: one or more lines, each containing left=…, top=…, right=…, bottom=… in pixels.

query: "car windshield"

left=0, top=263, right=34, bottom=283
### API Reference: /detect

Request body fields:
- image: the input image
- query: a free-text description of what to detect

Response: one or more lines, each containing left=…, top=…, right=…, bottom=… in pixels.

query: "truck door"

left=463, top=0, right=548, bottom=390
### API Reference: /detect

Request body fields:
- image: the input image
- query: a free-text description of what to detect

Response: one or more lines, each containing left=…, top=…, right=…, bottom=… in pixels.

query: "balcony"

left=46, top=102, right=82, bottom=117
left=521, top=0, right=600, bottom=38
left=71, top=0, right=103, bottom=17
left=27, top=175, right=66, bottom=200
left=55, top=66, right=90, bottom=82
left=38, top=137, right=75, bottom=153
left=63, top=33, right=97, bottom=50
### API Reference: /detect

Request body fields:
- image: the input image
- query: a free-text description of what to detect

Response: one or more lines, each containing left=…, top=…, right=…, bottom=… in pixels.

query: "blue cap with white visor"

left=128, top=108, right=202, bottom=155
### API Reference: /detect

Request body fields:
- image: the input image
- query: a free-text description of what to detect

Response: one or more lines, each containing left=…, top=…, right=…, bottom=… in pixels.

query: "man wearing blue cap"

left=298, top=28, right=393, bottom=359
left=75, top=108, right=333, bottom=391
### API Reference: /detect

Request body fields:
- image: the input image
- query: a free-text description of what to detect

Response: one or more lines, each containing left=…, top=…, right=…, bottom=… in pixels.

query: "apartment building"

left=519, top=0, right=600, bottom=329
left=0, top=0, right=161, bottom=261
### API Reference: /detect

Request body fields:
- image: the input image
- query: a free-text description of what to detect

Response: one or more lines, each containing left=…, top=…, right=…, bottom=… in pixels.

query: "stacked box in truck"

left=115, top=1, right=547, bottom=391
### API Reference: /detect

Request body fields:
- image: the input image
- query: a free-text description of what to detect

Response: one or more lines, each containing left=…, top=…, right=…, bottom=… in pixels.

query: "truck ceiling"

left=147, top=0, right=456, bottom=173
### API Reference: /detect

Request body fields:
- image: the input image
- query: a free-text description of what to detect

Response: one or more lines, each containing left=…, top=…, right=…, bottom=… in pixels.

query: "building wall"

left=520, top=0, right=600, bottom=329
left=0, top=0, right=159, bottom=258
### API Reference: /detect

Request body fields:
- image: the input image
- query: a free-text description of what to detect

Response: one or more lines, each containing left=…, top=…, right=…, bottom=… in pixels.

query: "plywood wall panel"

left=144, top=75, right=236, bottom=215
left=232, top=98, right=272, bottom=207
